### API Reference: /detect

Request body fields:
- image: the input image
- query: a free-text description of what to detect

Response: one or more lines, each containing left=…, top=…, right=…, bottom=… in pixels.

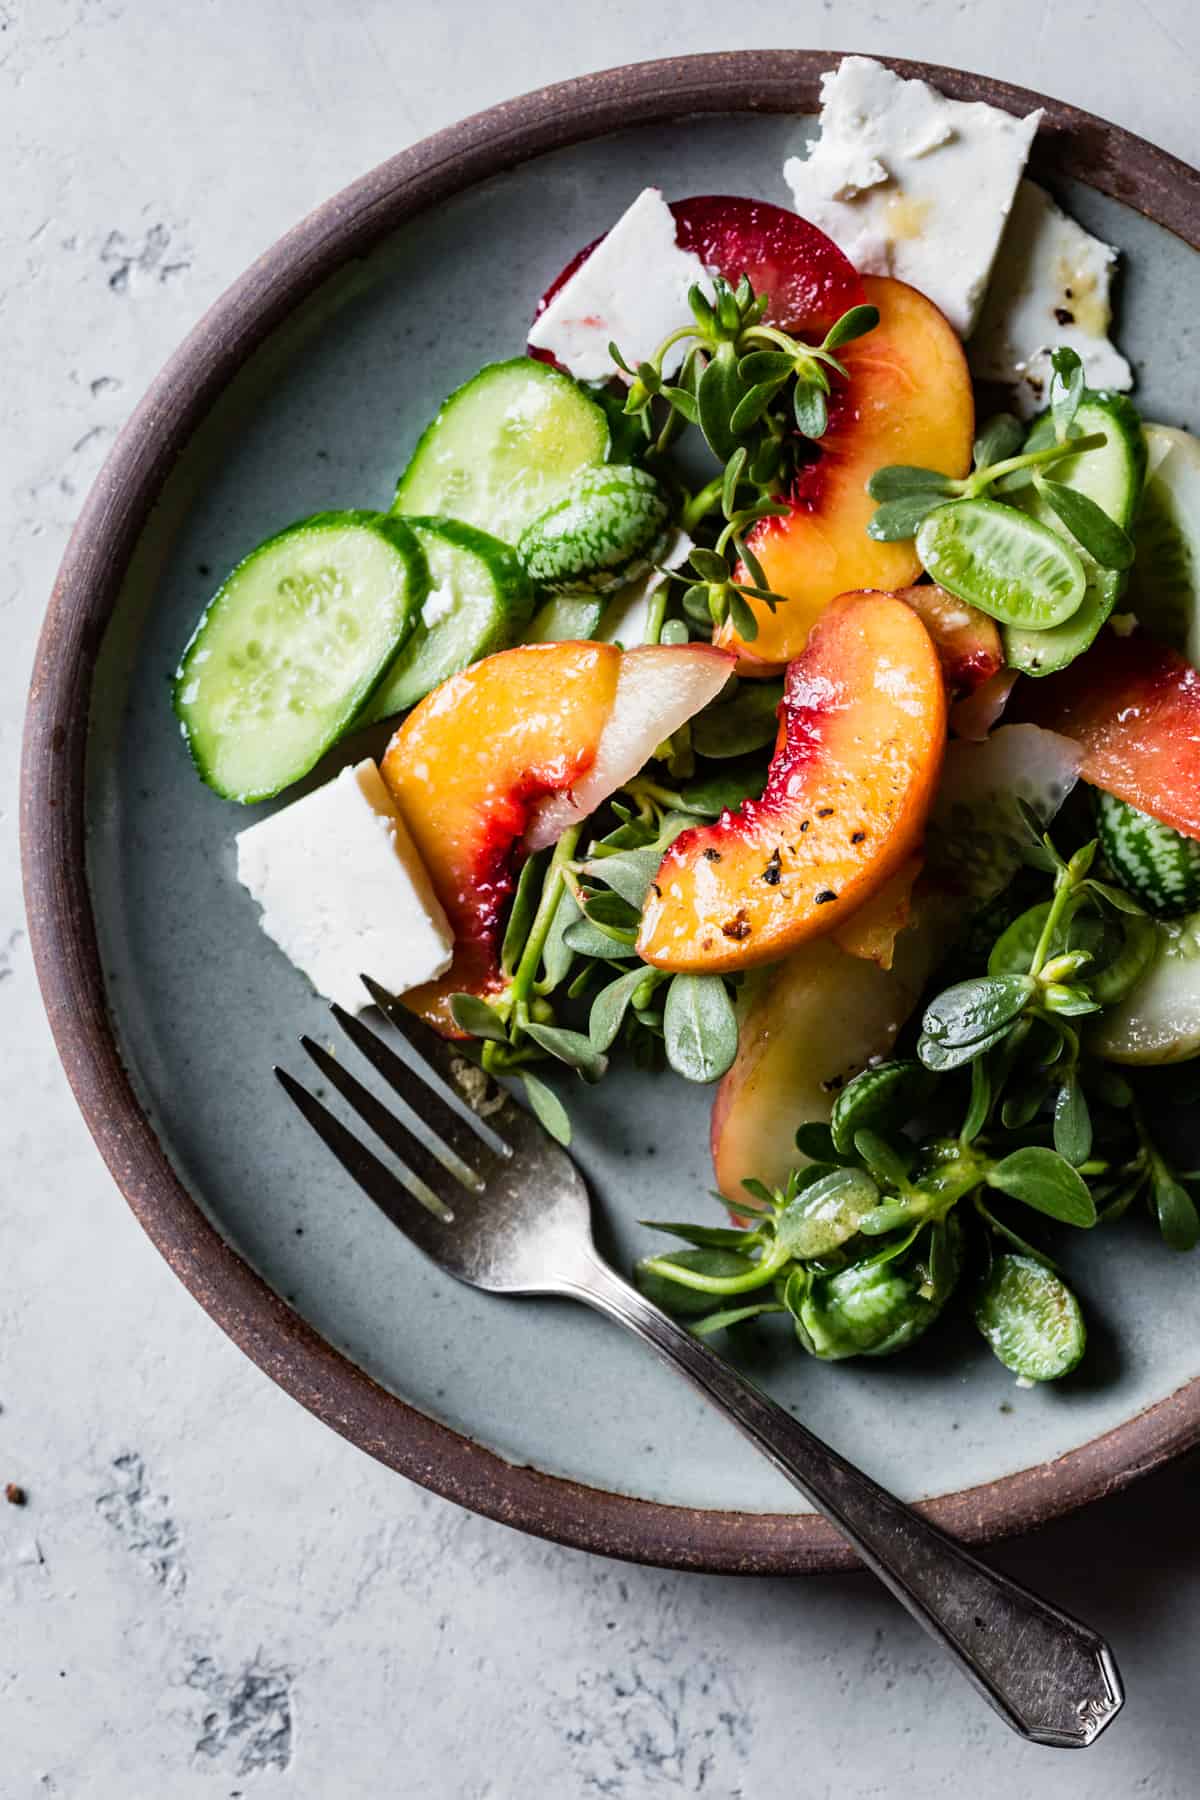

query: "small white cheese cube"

left=528, top=187, right=711, bottom=383
left=596, top=528, right=693, bottom=646
left=969, top=180, right=1133, bottom=416
left=783, top=56, right=1042, bottom=337
left=236, top=759, right=453, bottom=1012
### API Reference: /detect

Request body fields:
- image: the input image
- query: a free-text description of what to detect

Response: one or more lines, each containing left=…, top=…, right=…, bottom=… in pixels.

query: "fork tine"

left=357, top=977, right=512, bottom=1162
left=275, top=1065, right=453, bottom=1227
left=308, top=1026, right=484, bottom=1196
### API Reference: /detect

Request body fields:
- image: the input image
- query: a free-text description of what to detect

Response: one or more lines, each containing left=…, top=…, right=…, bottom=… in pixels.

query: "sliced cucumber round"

left=1126, top=421, right=1200, bottom=660
left=916, top=499, right=1086, bottom=630
left=174, top=510, right=425, bottom=803
left=361, top=517, right=533, bottom=723
left=523, top=593, right=605, bottom=643
left=1090, top=908, right=1200, bottom=1064
left=517, top=465, right=670, bottom=595
left=1094, top=790, right=1200, bottom=918
left=1003, top=394, right=1147, bottom=676
left=392, top=358, right=609, bottom=545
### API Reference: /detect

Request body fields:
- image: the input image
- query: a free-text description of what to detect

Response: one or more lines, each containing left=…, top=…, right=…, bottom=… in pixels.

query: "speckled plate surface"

left=21, top=55, right=1200, bottom=1572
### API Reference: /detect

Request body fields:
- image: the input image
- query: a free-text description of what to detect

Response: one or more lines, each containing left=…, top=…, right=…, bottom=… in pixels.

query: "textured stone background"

left=4, top=2, right=1200, bottom=1795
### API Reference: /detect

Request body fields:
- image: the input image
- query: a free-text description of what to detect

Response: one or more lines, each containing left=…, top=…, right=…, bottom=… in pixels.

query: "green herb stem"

left=682, top=476, right=725, bottom=535
left=965, top=431, right=1107, bottom=497
left=512, top=827, right=583, bottom=1021
left=640, top=1241, right=791, bottom=1296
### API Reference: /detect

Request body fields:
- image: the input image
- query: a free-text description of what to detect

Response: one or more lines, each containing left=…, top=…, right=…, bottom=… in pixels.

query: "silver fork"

left=278, top=976, right=1124, bottom=1749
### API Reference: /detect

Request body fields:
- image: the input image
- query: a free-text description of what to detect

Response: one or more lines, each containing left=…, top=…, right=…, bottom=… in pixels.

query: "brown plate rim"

left=20, top=51, right=1200, bottom=1574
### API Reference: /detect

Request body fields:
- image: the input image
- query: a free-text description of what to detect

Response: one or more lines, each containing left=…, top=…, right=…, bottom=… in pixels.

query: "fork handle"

left=568, top=1253, right=1122, bottom=1748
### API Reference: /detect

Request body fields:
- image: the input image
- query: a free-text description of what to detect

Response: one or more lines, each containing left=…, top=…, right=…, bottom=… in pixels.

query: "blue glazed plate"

left=23, top=56, right=1200, bottom=1571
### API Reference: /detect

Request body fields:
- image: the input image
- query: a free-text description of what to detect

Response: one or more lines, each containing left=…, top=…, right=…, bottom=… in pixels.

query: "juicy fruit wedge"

left=532, top=194, right=864, bottom=355
left=717, top=276, right=974, bottom=670
left=382, top=643, right=620, bottom=1029
left=891, top=585, right=1003, bottom=698
left=382, top=642, right=735, bottom=1030
left=669, top=195, right=864, bottom=335
left=527, top=643, right=734, bottom=850
left=637, top=594, right=947, bottom=972
left=711, top=921, right=940, bottom=1201
left=1018, top=629, right=1200, bottom=839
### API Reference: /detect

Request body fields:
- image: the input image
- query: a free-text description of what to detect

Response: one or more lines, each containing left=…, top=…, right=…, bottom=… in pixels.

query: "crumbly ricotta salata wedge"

left=236, top=759, right=453, bottom=1011
left=970, top=180, right=1133, bottom=414
left=782, top=56, right=1041, bottom=337
left=527, top=187, right=711, bottom=382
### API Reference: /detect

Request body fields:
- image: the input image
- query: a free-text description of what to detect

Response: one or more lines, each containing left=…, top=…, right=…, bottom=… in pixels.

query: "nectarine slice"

left=637, top=593, right=947, bottom=972
left=711, top=921, right=941, bottom=1202
left=716, top=276, right=974, bottom=672
left=892, top=586, right=1003, bottom=700
left=383, top=642, right=621, bottom=1029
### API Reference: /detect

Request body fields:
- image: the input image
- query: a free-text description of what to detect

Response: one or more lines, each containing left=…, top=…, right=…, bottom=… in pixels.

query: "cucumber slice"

left=361, top=517, right=534, bottom=723
left=1090, top=908, right=1200, bottom=1064
left=916, top=499, right=1086, bottom=629
left=1003, top=394, right=1147, bottom=675
left=1126, top=421, right=1200, bottom=660
left=1094, top=790, right=1200, bottom=917
left=174, top=511, right=425, bottom=803
left=523, top=593, right=605, bottom=643
left=517, top=465, right=670, bottom=595
left=393, top=358, right=609, bottom=544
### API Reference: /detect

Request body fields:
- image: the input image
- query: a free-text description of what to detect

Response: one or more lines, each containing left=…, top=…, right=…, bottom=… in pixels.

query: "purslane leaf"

left=663, top=973, right=738, bottom=1083
left=1037, top=479, right=1135, bottom=571
left=521, top=1070, right=571, bottom=1145
left=449, top=992, right=509, bottom=1042
left=986, top=1146, right=1097, bottom=1228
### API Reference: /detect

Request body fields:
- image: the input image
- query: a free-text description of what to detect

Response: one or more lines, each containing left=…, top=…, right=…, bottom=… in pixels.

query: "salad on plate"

left=172, top=57, right=1200, bottom=1388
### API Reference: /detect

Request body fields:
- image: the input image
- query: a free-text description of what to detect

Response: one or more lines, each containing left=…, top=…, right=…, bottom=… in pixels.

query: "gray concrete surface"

left=3, top=2, right=1200, bottom=1794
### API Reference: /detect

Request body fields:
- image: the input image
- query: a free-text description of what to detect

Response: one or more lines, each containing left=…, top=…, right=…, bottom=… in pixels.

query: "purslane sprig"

left=866, top=348, right=1136, bottom=577
left=608, top=276, right=881, bottom=639
left=445, top=763, right=765, bottom=1141
left=638, top=815, right=1199, bottom=1380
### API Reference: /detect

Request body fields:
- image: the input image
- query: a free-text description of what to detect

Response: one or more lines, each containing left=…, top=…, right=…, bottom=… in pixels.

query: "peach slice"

left=893, top=586, right=1003, bottom=700
left=382, top=642, right=619, bottom=1028
left=526, top=643, right=733, bottom=849
left=382, top=641, right=734, bottom=1031
left=637, top=593, right=947, bottom=973
left=832, top=854, right=923, bottom=970
left=716, top=276, right=974, bottom=672
left=711, top=919, right=941, bottom=1201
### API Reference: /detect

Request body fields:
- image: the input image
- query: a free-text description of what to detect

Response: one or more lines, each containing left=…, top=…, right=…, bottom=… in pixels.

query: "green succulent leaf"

left=521, top=1070, right=571, bottom=1145
left=448, top=992, right=510, bottom=1043
left=868, top=494, right=943, bottom=541
left=823, top=302, right=880, bottom=349
left=867, top=464, right=959, bottom=502
left=662, top=973, right=738, bottom=1084
left=922, top=975, right=1035, bottom=1048
left=986, top=1146, right=1097, bottom=1228
left=1151, top=1166, right=1200, bottom=1252
left=973, top=413, right=1025, bottom=470
left=1036, top=479, right=1135, bottom=571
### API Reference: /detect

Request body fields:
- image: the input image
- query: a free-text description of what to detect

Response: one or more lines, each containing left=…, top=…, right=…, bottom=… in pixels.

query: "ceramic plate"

left=22, top=55, right=1200, bottom=1572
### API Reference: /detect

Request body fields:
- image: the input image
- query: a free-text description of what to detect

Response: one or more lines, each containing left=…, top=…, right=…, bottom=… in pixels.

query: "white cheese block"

left=528, top=186, right=711, bottom=383
left=782, top=56, right=1041, bottom=337
left=596, top=527, right=693, bottom=645
left=236, top=758, right=453, bottom=1012
left=969, top=180, right=1133, bottom=415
